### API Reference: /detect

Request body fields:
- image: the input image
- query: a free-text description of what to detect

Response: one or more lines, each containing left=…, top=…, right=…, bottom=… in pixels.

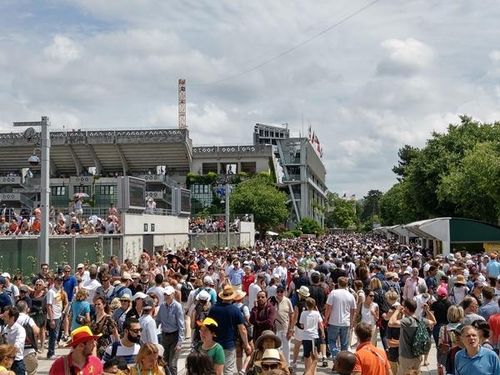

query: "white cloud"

left=43, top=35, right=81, bottom=65
left=377, top=38, right=434, bottom=76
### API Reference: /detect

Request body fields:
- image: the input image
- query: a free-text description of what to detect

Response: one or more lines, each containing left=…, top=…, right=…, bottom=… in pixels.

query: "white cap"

left=1, top=273, right=10, bottom=279
left=203, top=276, right=214, bottom=285
left=132, top=292, right=148, bottom=301
left=196, top=290, right=211, bottom=301
left=163, top=286, right=175, bottom=295
left=77, top=263, right=85, bottom=269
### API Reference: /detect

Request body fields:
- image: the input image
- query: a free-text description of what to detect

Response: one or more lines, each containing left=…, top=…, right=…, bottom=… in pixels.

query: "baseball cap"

left=196, top=290, right=211, bottom=301
left=163, top=286, right=175, bottom=295
left=132, top=292, right=148, bottom=301
left=77, top=263, right=85, bottom=269
left=142, top=297, right=155, bottom=310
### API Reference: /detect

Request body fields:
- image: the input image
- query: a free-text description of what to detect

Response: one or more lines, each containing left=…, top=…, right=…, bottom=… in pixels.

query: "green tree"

left=380, top=181, right=418, bottom=225
left=360, top=189, right=383, bottom=223
left=325, top=192, right=357, bottom=229
left=229, top=174, right=288, bottom=238
left=438, top=142, right=500, bottom=222
left=297, top=217, right=322, bottom=234
left=392, top=145, right=420, bottom=181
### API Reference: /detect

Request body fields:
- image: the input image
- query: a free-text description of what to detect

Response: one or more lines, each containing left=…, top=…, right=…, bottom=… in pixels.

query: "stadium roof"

left=0, top=128, right=192, bottom=176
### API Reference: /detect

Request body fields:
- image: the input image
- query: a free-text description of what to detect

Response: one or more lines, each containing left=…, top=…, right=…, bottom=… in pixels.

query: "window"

left=99, top=185, right=116, bottom=195
left=73, top=186, right=91, bottom=195
left=52, top=186, right=66, bottom=196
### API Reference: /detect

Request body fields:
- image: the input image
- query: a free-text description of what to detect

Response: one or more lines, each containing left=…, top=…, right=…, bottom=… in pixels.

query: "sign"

left=13, top=121, right=44, bottom=127
left=0, top=177, right=21, bottom=184
left=0, top=193, right=21, bottom=201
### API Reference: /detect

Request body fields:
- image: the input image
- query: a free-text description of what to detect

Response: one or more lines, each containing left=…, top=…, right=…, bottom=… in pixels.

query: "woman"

left=247, top=331, right=288, bottom=375
left=369, top=277, right=388, bottom=350
left=299, top=298, right=324, bottom=375
left=198, top=318, right=224, bottom=375
left=70, top=289, right=91, bottom=331
left=383, top=291, right=400, bottom=375
left=129, top=343, right=166, bottom=375
left=359, top=289, right=379, bottom=346
left=0, top=344, right=16, bottom=375
left=190, top=291, right=211, bottom=349
left=30, top=279, right=47, bottom=352
left=186, top=351, right=214, bottom=375
left=112, top=294, right=132, bottom=334
left=437, top=305, right=464, bottom=368
left=90, top=296, right=119, bottom=359
left=471, top=319, right=495, bottom=351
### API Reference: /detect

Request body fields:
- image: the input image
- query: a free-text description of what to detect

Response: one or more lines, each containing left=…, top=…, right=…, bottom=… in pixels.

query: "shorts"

left=302, top=338, right=320, bottom=358
left=294, top=327, right=304, bottom=341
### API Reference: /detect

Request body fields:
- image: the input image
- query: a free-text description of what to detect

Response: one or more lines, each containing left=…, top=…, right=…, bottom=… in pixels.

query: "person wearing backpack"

left=15, top=301, right=38, bottom=375
left=388, top=298, right=435, bottom=375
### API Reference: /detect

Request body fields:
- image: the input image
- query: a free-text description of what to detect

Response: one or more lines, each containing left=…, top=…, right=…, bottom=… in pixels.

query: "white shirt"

left=16, top=313, right=36, bottom=356
left=83, top=279, right=102, bottom=304
left=46, top=287, right=64, bottom=319
left=248, top=283, right=262, bottom=308
left=326, top=288, right=356, bottom=326
left=2, top=321, right=26, bottom=360
left=299, top=310, right=322, bottom=340
left=139, top=314, right=159, bottom=345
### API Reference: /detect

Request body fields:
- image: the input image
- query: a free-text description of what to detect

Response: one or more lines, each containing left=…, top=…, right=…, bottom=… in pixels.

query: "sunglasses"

left=129, top=328, right=142, bottom=333
left=262, top=363, right=279, bottom=370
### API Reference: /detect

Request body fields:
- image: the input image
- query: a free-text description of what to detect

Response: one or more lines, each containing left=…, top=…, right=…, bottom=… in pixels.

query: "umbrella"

left=73, top=192, right=89, bottom=199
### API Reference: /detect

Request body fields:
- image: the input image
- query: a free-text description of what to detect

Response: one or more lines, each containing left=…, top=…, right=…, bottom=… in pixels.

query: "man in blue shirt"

left=156, top=286, right=185, bottom=375
left=486, top=253, right=500, bottom=286
left=228, top=260, right=244, bottom=288
left=454, top=325, right=499, bottom=375
left=208, top=285, right=251, bottom=375
left=62, top=265, right=78, bottom=302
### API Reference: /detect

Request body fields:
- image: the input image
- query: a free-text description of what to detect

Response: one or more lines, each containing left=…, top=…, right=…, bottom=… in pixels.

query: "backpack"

left=180, top=282, right=194, bottom=303
left=438, top=326, right=455, bottom=354
left=411, top=317, right=431, bottom=357
left=20, top=316, right=38, bottom=351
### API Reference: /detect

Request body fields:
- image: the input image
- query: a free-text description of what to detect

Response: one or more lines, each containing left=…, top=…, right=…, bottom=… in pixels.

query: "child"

left=299, top=298, right=324, bottom=375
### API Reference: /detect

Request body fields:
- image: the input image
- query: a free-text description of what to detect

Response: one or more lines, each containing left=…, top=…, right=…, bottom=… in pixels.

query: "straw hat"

left=218, top=285, right=237, bottom=301
left=454, top=275, right=466, bottom=286
left=255, top=348, right=281, bottom=366
left=255, top=330, right=282, bottom=349
left=297, top=286, right=310, bottom=297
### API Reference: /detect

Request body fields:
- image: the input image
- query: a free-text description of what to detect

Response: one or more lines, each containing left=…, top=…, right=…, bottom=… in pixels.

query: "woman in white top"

left=360, top=289, right=379, bottom=346
left=299, top=297, right=324, bottom=375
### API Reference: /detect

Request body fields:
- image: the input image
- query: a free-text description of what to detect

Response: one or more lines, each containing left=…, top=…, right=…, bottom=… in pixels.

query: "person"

left=454, top=325, right=499, bottom=375
left=0, top=344, right=17, bottom=375
left=208, top=285, right=251, bottom=375
left=250, top=290, right=277, bottom=342
left=198, top=317, right=225, bottom=375
left=382, top=295, right=400, bottom=375
left=471, top=319, right=495, bottom=351
left=89, top=295, right=119, bottom=358
left=461, top=296, right=485, bottom=325
left=290, top=285, right=310, bottom=370
left=324, top=277, right=356, bottom=364
left=156, top=285, right=185, bottom=375
left=190, top=290, right=211, bottom=349
left=430, top=287, right=452, bottom=348
left=437, top=304, right=464, bottom=369
left=102, top=318, right=142, bottom=365
left=299, top=298, right=324, bottom=375
left=139, top=297, right=158, bottom=345
left=49, top=326, right=103, bottom=375
left=186, top=350, right=214, bottom=375
left=351, top=322, right=392, bottom=375
left=478, top=286, right=499, bottom=321
left=388, top=299, right=435, bottom=375
left=95, top=273, right=115, bottom=304
left=29, top=279, right=46, bottom=352
left=334, top=351, right=356, bottom=375
left=232, top=290, right=250, bottom=374
left=359, top=289, right=379, bottom=346
left=247, top=330, right=286, bottom=375
left=71, top=289, right=91, bottom=331
left=402, top=268, right=426, bottom=301
left=488, top=298, right=500, bottom=353
left=274, top=285, right=294, bottom=365
left=15, top=301, right=38, bottom=375
left=1, top=307, right=25, bottom=375
left=0, top=277, right=13, bottom=310
left=253, top=348, right=289, bottom=375
left=112, top=294, right=132, bottom=334
left=129, top=343, right=166, bottom=375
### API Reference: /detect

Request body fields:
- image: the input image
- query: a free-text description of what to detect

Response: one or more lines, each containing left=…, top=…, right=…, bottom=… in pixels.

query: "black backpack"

left=180, top=282, right=194, bottom=303
left=21, top=317, right=38, bottom=351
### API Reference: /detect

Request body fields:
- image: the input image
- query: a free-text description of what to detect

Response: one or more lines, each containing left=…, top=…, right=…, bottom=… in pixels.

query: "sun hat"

left=218, top=285, right=237, bottom=301
left=163, top=286, right=175, bottom=296
left=132, top=292, right=148, bottom=301
left=197, top=317, right=218, bottom=328
left=67, top=326, right=101, bottom=347
left=255, top=330, right=282, bottom=349
left=233, top=290, right=247, bottom=301
left=154, top=343, right=165, bottom=358
left=121, top=272, right=133, bottom=281
left=196, top=290, right=211, bottom=301
left=255, top=348, right=281, bottom=367
left=454, top=275, right=466, bottom=285
left=297, top=286, right=310, bottom=297
left=1, top=273, right=10, bottom=279
left=203, top=276, right=214, bottom=286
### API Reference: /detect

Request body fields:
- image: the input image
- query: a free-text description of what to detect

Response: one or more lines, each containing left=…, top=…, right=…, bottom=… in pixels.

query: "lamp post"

left=13, top=116, right=50, bottom=266
left=225, top=182, right=230, bottom=248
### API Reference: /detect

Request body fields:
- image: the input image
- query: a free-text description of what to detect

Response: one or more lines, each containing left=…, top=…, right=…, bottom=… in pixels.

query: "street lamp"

left=13, top=116, right=50, bottom=266
left=215, top=176, right=233, bottom=249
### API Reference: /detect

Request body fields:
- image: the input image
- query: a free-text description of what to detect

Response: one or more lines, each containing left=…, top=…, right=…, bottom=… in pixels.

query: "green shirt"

left=200, top=342, right=225, bottom=365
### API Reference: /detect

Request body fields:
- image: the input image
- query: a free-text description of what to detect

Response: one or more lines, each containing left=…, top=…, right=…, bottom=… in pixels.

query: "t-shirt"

left=454, top=346, right=500, bottom=375
left=299, top=310, right=322, bottom=340
left=326, top=288, right=356, bottom=326
left=102, top=341, right=140, bottom=365
left=208, top=302, right=244, bottom=350
left=200, top=342, right=225, bottom=365
left=399, top=316, right=431, bottom=359
left=275, top=297, right=293, bottom=332
left=353, top=342, right=391, bottom=375
left=46, top=288, right=64, bottom=319
left=50, top=354, right=103, bottom=375
left=63, top=276, right=78, bottom=302
left=71, top=300, right=90, bottom=330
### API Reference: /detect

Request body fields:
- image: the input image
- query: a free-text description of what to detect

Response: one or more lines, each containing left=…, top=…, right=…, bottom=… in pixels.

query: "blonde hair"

left=75, top=289, right=88, bottom=302
left=369, top=278, right=382, bottom=290
left=385, top=290, right=399, bottom=305
left=135, top=343, right=160, bottom=370
left=447, top=305, right=464, bottom=323
left=0, top=344, right=16, bottom=362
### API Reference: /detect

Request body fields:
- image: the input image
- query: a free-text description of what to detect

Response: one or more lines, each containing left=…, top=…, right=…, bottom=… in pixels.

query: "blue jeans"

left=11, top=360, right=25, bottom=375
left=47, top=318, right=61, bottom=357
left=327, top=325, right=349, bottom=359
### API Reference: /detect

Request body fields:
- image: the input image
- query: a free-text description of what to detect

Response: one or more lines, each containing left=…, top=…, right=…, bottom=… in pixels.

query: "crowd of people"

left=0, top=202, right=121, bottom=236
left=0, top=233, right=498, bottom=375
left=189, top=216, right=245, bottom=233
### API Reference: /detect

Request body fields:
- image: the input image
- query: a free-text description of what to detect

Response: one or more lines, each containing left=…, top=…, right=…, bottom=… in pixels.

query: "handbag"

left=75, top=303, right=87, bottom=325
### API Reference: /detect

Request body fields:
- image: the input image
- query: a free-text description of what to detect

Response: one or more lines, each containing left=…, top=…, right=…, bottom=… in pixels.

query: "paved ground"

left=35, top=333, right=440, bottom=375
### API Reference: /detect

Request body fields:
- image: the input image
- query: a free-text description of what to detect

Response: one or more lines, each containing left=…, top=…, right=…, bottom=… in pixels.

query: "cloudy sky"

left=1, top=0, right=500, bottom=196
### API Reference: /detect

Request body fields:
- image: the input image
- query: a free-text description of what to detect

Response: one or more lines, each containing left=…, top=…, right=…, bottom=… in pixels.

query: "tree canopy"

left=325, top=192, right=357, bottom=229
left=229, top=173, right=288, bottom=237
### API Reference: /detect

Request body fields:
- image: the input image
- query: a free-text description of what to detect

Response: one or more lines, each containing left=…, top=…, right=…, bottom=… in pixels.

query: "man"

left=18, top=286, right=32, bottom=309
left=46, top=275, right=65, bottom=360
left=62, top=265, right=78, bottom=303
left=402, top=268, right=426, bottom=301
left=486, top=253, right=500, bottom=287
left=334, top=351, right=357, bottom=375
left=95, top=273, right=114, bottom=304
left=388, top=299, right=436, bottom=375
left=309, top=271, right=328, bottom=366
left=352, top=322, right=392, bottom=375
left=228, top=260, right=244, bottom=289
left=208, top=284, right=251, bottom=375
left=248, top=272, right=265, bottom=308
left=2, top=272, right=19, bottom=304
left=147, top=273, right=165, bottom=304
left=274, top=285, right=294, bottom=364
left=2, top=306, right=26, bottom=375
left=324, top=276, right=356, bottom=363
left=16, top=301, right=39, bottom=375
left=478, top=286, right=499, bottom=321
left=82, top=266, right=101, bottom=305
left=454, top=325, right=499, bottom=375
left=139, top=297, right=158, bottom=345
left=156, top=285, right=185, bottom=375
left=250, top=290, right=277, bottom=342
left=0, top=276, right=13, bottom=310
left=102, top=318, right=141, bottom=365
left=76, top=263, right=90, bottom=283
left=461, top=296, right=485, bottom=325
left=113, top=272, right=133, bottom=299
left=49, top=326, right=103, bottom=375
left=32, top=263, right=50, bottom=285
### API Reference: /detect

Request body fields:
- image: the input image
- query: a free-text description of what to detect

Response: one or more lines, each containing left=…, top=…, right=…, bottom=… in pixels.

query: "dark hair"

left=482, top=286, right=494, bottom=301
left=4, top=306, right=19, bottom=321
left=335, top=351, right=357, bottom=375
left=155, top=274, right=164, bottom=285
left=471, top=320, right=490, bottom=338
left=354, top=322, right=373, bottom=343
left=461, top=296, right=476, bottom=310
left=403, top=298, right=417, bottom=313
left=186, top=350, right=214, bottom=375
left=123, top=318, right=140, bottom=332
